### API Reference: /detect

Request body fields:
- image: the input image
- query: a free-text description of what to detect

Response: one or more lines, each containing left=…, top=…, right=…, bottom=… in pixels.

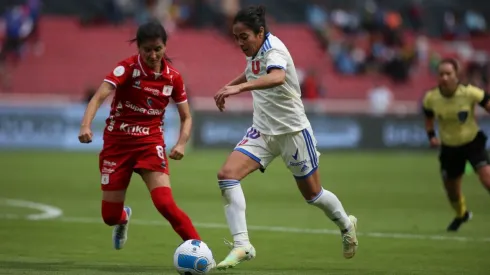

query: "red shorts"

left=99, top=141, right=169, bottom=191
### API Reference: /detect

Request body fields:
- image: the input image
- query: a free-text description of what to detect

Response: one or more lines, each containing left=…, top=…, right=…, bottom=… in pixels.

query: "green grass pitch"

left=1, top=150, right=489, bottom=274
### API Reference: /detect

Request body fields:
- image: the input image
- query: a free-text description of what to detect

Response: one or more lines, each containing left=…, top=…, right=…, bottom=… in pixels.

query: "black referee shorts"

left=439, top=131, right=490, bottom=179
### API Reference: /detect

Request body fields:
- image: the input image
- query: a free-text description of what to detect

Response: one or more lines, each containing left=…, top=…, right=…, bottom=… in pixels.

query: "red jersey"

left=103, top=55, right=187, bottom=144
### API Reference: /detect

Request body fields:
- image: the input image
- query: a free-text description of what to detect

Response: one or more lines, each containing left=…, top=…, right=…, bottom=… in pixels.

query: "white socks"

left=218, top=180, right=350, bottom=246
left=218, top=180, right=250, bottom=247
left=308, top=188, right=352, bottom=231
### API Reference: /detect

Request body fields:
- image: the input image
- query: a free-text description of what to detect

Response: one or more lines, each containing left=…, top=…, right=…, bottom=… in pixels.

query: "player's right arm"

left=78, top=61, right=130, bottom=143
left=78, top=82, right=115, bottom=143
left=225, top=72, right=247, bottom=86
left=422, top=92, right=440, bottom=148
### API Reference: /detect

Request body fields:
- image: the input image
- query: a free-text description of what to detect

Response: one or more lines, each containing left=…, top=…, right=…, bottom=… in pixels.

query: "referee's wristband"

left=427, top=130, right=436, bottom=139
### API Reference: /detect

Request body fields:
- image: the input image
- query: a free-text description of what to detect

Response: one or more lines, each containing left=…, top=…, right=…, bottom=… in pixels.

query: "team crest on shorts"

left=101, top=174, right=110, bottom=185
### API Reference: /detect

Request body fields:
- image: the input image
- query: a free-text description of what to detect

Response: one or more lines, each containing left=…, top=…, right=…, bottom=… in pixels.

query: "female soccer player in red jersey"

left=78, top=21, right=201, bottom=249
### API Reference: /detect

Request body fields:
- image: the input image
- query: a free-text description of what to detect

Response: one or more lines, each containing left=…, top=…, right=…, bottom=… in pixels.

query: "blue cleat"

left=112, top=206, right=132, bottom=250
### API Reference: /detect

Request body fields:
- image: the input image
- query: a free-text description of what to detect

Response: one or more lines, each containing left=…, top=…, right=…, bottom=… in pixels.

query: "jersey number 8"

left=156, top=145, right=165, bottom=159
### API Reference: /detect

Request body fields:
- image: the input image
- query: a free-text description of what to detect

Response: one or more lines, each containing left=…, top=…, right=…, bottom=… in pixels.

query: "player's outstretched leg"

left=296, top=171, right=358, bottom=259
left=141, top=170, right=201, bottom=240
left=151, top=186, right=201, bottom=240
left=444, top=177, right=472, bottom=232
left=101, top=200, right=131, bottom=250
left=216, top=151, right=260, bottom=270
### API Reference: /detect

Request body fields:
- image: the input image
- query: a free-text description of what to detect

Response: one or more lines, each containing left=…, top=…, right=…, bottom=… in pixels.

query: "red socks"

left=101, top=200, right=127, bottom=226
left=151, top=186, right=200, bottom=241
left=100, top=187, right=200, bottom=241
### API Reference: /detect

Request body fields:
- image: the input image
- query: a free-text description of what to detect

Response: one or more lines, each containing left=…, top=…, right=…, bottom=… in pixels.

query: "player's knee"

left=217, top=166, right=238, bottom=181
left=477, top=165, right=490, bottom=187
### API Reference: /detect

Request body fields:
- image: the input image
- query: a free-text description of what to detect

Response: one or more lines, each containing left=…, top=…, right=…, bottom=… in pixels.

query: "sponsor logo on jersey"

left=144, top=87, right=160, bottom=94
left=132, top=80, right=141, bottom=89
left=125, top=101, right=163, bottom=115
left=120, top=123, right=150, bottom=136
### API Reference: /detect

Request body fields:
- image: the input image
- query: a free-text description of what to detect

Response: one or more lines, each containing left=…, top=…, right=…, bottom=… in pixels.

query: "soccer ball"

left=173, top=239, right=215, bottom=274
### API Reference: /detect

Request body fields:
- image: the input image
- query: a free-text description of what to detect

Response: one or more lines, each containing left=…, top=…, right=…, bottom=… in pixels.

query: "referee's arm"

left=479, top=91, right=490, bottom=112
left=422, top=94, right=437, bottom=141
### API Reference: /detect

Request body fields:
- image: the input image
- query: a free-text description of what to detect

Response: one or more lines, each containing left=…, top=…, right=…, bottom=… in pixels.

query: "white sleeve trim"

left=104, top=79, right=117, bottom=88
left=175, top=99, right=188, bottom=105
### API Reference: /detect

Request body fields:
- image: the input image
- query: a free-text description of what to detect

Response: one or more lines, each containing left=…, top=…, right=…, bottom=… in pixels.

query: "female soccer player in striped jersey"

left=213, top=5, right=359, bottom=269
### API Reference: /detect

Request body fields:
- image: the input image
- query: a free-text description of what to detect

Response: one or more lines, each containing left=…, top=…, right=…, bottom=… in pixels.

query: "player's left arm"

left=169, top=74, right=191, bottom=160
left=237, top=69, right=286, bottom=92
left=470, top=86, right=490, bottom=112
left=237, top=49, right=287, bottom=92
left=175, top=102, right=192, bottom=145
left=479, top=92, right=490, bottom=113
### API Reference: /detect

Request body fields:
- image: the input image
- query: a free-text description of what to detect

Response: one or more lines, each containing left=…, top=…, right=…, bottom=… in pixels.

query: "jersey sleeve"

left=468, top=86, right=490, bottom=107
left=265, top=49, right=288, bottom=72
left=422, top=93, right=434, bottom=118
left=171, top=74, right=188, bottom=104
left=104, top=61, right=131, bottom=88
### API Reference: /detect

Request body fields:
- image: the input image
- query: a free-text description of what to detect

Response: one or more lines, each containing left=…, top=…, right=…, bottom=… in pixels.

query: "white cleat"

left=112, top=206, right=132, bottom=250
left=342, top=215, right=358, bottom=259
left=216, top=240, right=256, bottom=270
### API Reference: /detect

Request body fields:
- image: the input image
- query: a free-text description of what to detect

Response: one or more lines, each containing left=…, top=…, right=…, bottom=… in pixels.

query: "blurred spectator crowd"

left=306, top=0, right=489, bottom=89
left=0, top=0, right=488, bottom=111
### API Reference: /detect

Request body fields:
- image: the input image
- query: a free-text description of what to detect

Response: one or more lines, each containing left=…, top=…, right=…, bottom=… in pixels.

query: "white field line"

left=1, top=198, right=489, bottom=243
left=0, top=198, right=63, bottom=220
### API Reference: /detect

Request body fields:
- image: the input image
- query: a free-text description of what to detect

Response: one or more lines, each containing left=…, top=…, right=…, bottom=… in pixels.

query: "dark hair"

left=130, top=20, right=168, bottom=46
left=233, top=5, right=268, bottom=34
left=439, top=58, right=459, bottom=73
left=130, top=20, right=171, bottom=62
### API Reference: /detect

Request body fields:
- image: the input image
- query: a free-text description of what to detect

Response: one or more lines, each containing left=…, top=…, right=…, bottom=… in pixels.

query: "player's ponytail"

left=233, top=5, right=269, bottom=35
left=256, top=5, right=266, bottom=20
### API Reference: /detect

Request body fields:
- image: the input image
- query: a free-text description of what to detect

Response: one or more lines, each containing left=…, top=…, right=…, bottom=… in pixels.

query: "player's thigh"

left=140, top=170, right=171, bottom=192
left=466, top=131, right=490, bottom=180
left=280, top=127, right=321, bottom=179
left=99, top=144, right=134, bottom=202
left=279, top=127, right=322, bottom=200
left=133, top=143, right=171, bottom=191
left=466, top=131, right=490, bottom=170
left=218, top=127, right=275, bottom=180
left=439, top=145, right=466, bottom=180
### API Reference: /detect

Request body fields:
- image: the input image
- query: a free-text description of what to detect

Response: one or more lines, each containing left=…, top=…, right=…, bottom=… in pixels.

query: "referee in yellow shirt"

left=422, top=58, right=490, bottom=232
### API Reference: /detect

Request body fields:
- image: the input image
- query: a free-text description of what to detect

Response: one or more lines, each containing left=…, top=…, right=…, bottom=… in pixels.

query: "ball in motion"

left=174, top=239, right=215, bottom=274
